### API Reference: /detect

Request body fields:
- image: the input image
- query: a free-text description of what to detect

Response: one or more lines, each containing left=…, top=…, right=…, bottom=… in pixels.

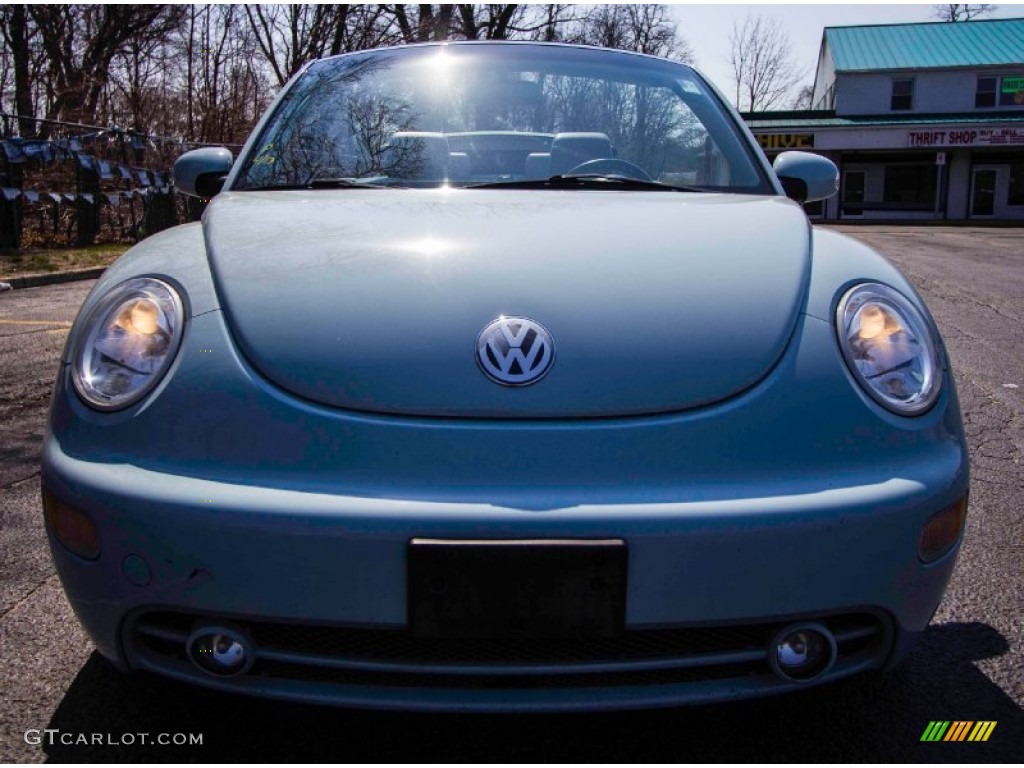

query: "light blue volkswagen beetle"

left=43, top=42, right=969, bottom=711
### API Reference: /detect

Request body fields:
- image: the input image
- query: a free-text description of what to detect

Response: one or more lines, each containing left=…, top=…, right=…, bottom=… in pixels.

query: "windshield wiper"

left=309, top=177, right=391, bottom=189
left=467, top=174, right=706, bottom=192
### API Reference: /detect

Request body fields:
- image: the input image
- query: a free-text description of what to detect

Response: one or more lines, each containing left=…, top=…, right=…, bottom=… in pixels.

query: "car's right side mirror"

left=173, top=147, right=233, bottom=199
left=773, top=151, right=839, bottom=203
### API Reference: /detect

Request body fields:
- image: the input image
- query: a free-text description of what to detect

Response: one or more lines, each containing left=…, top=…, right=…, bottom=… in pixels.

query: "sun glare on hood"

left=398, top=236, right=457, bottom=259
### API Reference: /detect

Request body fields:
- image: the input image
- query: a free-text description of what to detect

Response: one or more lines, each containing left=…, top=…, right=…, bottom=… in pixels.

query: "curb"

left=0, top=267, right=106, bottom=290
left=819, top=220, right=1024, bottom=228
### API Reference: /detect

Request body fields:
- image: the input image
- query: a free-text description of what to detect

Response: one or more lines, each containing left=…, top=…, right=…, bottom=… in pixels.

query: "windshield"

left=235, top=44, right=772, bottom=193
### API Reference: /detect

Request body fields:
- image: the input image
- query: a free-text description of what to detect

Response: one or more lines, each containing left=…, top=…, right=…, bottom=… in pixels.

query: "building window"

left=999, top=75, right=1024, bottom=106
left=1009, top=165, right=1024, bottom=206
left=891, top=79, right=914, bottom=110
left=884, top=164, right=935, bottom=206
left=976, top=77, right=997, bottom=108
left=844, top=171, right=866, bottom=203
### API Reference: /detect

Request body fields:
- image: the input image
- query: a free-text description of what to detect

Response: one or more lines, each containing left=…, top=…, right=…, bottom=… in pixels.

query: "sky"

left=665, top=1, right=1024, bottom=106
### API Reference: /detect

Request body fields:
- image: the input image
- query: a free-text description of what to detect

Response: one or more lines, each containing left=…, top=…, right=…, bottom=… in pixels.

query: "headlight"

left=836, top=283, right=942, bottom=415
left=71, top=278, right=184, bottom=411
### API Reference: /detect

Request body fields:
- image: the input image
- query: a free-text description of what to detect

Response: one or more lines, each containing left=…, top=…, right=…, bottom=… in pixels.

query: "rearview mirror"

left=173, top=147, right=233, bottom=199
left=773, top=151, right=838, bottom=203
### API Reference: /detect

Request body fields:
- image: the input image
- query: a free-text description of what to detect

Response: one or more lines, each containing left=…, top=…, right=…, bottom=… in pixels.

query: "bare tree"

left=567, top=4, right=694, bottom=62
left=791, top=84, right=814, bottom=110
left=933, top=4, right=998, bottom=21
left=531, top=4, right=577, bottom=42
left=28, top=5, right=185, bottom=129
left=245, top=5, right=397, bottom=88
left=385, top=5, right=557, bottom=44
left=106, top=27, right=173, bottom=134
left=455, top=4, right=529, bottom=39
left=179, top=5, right=271, bottom=144
left=235, top=4, right=691, bottom=97
left=729, top=13, right=803, bottom=112
left=0, top=2, right=699, bottom=148
left=386, top=4, right=454, bottom=42
left=620, top=4, right=693, bottom=61
left=0, top=5, right=38, bottom=136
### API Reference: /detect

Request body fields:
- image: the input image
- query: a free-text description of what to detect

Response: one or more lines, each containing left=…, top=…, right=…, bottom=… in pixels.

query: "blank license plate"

left=408, top=538, right=627, bottom=639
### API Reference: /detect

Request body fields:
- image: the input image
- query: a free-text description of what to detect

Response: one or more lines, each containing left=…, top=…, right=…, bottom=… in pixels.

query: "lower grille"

left=256, top=658, right=754, bottom=689
left=126, top=610, right=891, bottom=695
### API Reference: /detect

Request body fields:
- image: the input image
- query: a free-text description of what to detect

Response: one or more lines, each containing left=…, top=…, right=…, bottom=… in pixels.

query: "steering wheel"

left=565, top=158, right=654, bottom=181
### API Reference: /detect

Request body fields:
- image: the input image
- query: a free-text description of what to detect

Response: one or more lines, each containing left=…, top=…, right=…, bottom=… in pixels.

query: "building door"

left=970, top=167, right=998, bottom=217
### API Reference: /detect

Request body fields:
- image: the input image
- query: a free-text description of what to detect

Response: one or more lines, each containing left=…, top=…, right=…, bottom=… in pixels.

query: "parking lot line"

left=0, top=319, right=73, bottom=327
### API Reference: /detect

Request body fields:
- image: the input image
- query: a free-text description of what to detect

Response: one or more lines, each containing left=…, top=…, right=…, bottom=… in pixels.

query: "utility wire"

left=0, top=112, right=244, bottom=149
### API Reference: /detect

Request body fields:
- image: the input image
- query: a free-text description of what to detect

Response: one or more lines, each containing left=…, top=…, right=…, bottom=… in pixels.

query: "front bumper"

left=44, top=439, right=963, bottom=711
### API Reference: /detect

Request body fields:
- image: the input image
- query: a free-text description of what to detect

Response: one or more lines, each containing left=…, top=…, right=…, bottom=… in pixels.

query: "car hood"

left=204, top=189, right=810, bottom=418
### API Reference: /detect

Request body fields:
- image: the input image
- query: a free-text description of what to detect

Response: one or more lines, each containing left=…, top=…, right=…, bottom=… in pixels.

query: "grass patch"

left=0, top=243, right=127, bottom=278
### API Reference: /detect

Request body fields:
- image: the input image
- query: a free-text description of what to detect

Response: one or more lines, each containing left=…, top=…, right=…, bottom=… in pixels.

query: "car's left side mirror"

left=173, top=147, right=233, bottom=199
left=772, top=151, right=839, bottom=204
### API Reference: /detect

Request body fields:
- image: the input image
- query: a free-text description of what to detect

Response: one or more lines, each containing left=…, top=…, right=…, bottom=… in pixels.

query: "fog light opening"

left=919, top=495, right=968, bottom=563
left=768, top=623, right=837, bottom=683
left=186, top=626, right=254, bottom=677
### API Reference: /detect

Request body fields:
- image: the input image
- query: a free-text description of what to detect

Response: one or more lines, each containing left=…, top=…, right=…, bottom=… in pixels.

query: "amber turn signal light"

left=42, top=488, right=100, bottom=560
left=919, top=495, right=968, bottom=563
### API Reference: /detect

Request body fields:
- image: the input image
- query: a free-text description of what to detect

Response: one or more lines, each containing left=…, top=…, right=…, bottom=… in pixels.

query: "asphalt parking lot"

left=1, top=226, right=1021, bottom=762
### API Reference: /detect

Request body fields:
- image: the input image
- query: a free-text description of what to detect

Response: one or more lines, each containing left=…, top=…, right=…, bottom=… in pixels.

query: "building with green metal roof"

left=744, top=18, right=1024, bottom=222
left=822, top=18, right=1024, bottom=74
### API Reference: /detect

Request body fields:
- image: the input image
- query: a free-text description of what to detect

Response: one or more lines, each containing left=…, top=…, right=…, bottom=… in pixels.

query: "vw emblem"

left=476, top=316, right=555, bottom=387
